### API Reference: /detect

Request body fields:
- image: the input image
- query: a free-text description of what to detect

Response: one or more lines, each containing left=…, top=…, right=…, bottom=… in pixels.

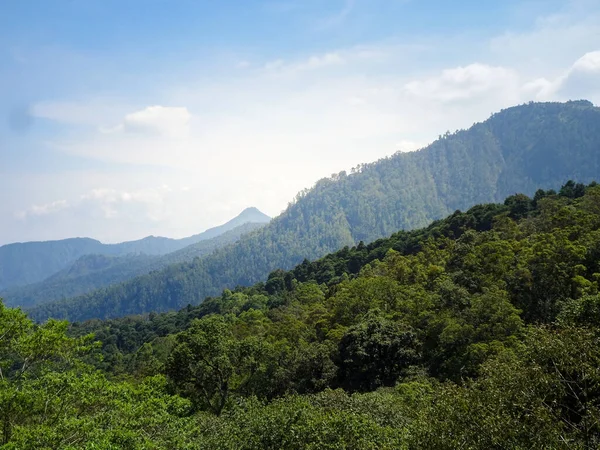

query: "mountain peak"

left=179, top=207, right=271, bottom=245
left=236, top=207, right=271, bottom=223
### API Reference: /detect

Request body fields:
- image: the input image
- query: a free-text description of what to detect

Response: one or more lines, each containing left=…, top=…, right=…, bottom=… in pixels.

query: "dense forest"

left=0, top=207, right=270, bottom=291
left=30, top=100, right=600, bottom=323
left=2, top=221, right=266, bottom=309
left=2, top=181, right=600, bottom=448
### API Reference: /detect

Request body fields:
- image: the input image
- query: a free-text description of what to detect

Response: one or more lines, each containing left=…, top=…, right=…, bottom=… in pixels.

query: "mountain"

left=7, top=183, right=600, bottom=448
left=173, top=207, right=271, bottom=246
left=28, top=100, right=600, bottom=322
left=0, top=207, right=270, bottom=290
left=2, top=222, right=266, bottom=308
left=70, top=181, right=599, bottom=381
left=0, top=238, right=107, bottom=291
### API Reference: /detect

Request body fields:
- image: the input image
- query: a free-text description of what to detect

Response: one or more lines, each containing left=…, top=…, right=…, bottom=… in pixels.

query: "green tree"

left=337, top=313, right=420, bottom=391
left=166, top=315, right=266, bottom=415
left=0, top=301, right=93, bottom=445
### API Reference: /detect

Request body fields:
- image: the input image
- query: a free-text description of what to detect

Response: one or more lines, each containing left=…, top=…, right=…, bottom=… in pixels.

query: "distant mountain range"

left=0, top=207, right=270, bottom=292
left=2, top=221, right=266, bottom=308
left=27, top=100, right=600, bottom=322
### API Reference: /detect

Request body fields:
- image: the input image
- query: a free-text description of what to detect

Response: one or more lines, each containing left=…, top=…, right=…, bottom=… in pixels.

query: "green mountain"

left=2, top=222, right=266, bottom=308
left=69, top=181, right=600, bottom=383
left=4, top=182, right=600, bottom=448
left=0, top=207, right=270, bottom=290
left=29, top=100, right=600, bottom=322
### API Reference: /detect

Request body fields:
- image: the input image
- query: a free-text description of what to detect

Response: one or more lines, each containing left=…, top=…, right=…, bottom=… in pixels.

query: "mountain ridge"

left=28, top=100, right=600, bottom=322
left=0, top=207, right=270, bottom=290
left=2, top=221, right=267, bottom=308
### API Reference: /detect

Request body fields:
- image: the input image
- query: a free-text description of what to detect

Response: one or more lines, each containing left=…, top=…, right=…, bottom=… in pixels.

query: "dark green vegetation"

left=2, top=222, right=265, bottom=309
left=31, top=100, right=600, bottom=322
left=0, top=207, right=270, bottom=291
left=3, top=182, right=600, bottom=448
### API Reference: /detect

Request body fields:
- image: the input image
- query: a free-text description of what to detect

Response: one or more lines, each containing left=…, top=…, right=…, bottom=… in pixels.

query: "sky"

left=1, top=0, right=599, bottom=245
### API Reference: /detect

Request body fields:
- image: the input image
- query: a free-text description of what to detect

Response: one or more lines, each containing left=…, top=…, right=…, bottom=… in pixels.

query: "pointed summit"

left=235, top=207, right=271, bottom=224
left=180, top=207, right=271, bottom=244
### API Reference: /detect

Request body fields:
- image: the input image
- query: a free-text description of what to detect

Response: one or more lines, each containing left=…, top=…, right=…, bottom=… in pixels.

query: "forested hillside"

left=0, top=237, right=109, bottom=290
left=3, top=182, right=600, bottom=448
left=30, top=100, right=600, bottom=322
left=0, top=207, right=270, bottom=290
left=2, top=222, right=265, bottom=308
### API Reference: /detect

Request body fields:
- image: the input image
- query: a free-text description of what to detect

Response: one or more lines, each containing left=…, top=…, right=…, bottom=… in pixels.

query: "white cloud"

left=10, top=184, right=210, bottom=243
left=16, top=187, right=177, bottom=223
left=518, top=50, right=600, bottom=101
left=15, top=200, right=70, bottom=219
left=489, top=6, right=600, bottom=73
left=557, top=51, right=600, bottom=100
left=294, top=52, right=345, bottom=71
left=572, top=50, right=600, bottom=72
left=103, top=105, right=192, bottom=139
left=32, top=102, right=192, bottom=139
left=263, top=52, right=345, bottom=74
left=521, top=77, right=557, bottom=101
left=404, top=63, right=520, bottom=103
left=79, top=186, right=179, bottom=221
left=261, top=44, right=392, bottom=76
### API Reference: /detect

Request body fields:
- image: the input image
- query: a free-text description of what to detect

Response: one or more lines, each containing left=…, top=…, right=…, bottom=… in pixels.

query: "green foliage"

left=4, top=180, right=600, bottom=447
left=337, top=313, right=420, bottom=391
left=67, top=182, right=599, bottom=384
left=0, top=302, right=95, bottom=445
left=404, top=327, right=600, bottom=449
left=166, top=315, right=267, bottom=415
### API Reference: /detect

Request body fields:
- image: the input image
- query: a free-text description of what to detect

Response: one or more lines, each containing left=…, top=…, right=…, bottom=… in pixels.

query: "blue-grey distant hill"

left=0, top=207, right=270, bottom=290
left=1, top=221, right=267, bottom=308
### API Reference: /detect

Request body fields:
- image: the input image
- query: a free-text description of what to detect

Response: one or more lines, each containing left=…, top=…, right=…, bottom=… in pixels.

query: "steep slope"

left=0, top=207, right=270, bottom=290
left=3, top=222, right=266, bottom=308
left=29, top=100, right=600, bottom=322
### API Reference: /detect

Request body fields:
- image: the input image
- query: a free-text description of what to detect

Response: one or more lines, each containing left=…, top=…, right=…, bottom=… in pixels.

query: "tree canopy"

left=3, top=181, right=600, bottom=447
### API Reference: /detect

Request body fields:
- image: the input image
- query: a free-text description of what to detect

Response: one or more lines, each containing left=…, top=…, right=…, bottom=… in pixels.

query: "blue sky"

left=1, top=0, right=599, bottom=244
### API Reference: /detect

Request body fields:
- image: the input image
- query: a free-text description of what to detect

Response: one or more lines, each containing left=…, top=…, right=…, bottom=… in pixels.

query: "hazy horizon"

left=0, top=205, right=272, bottom=246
